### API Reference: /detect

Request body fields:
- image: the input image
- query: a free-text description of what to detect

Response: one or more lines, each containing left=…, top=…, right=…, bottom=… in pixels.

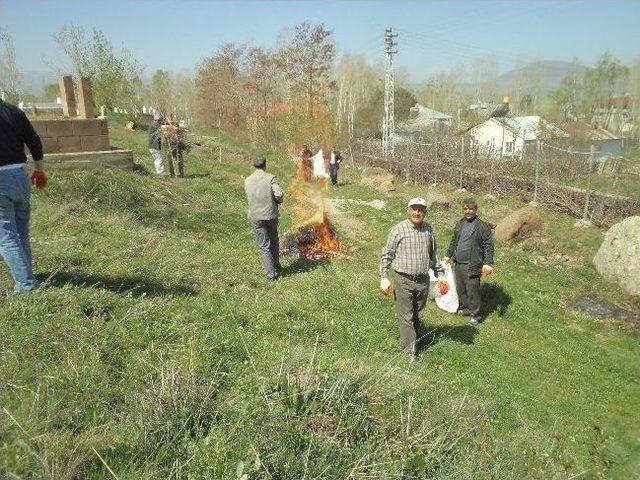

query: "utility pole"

left=383, top=28, right=397, bottom=162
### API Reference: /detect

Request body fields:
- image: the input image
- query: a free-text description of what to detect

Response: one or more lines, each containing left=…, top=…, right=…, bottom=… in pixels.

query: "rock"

left=574, top=218, right=593, bottom=228
left=426, top=192, right=450, bottom=210
left=495, top=206, right=543, bottom=242
left=593, top=216, right=640, bottom=297
left=361, top=167, right=395, bottom=194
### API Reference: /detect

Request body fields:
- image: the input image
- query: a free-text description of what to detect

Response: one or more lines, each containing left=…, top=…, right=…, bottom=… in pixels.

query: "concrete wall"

left=30, top=119, right=110, bottom=154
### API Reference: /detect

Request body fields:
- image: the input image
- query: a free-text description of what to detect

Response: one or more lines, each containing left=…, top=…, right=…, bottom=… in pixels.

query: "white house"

left=467, top=116, right=568, bottom=158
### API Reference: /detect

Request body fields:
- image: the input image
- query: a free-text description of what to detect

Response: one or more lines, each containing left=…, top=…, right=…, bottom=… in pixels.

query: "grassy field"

left=1, top=117, right=638, bottom=479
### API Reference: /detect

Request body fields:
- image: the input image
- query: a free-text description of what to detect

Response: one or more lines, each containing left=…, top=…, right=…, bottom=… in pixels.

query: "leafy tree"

left=194, top=43, right=248, bottom=133
left=149, top=69, right=172, bottom=117
left=54, top=24, right=143, bottom=109
left=583, top=52, right=629, bottom=114
left=550, top=58, right=584, bottom=121
left=417, top=67, right=467, bottom=123
left=355, top=86, right=416, bottom=138
left=42, top=82, right=60, bottom=102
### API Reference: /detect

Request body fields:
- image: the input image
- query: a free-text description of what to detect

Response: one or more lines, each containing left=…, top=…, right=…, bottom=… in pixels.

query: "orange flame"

left=287, top=150, right=345, bottom=259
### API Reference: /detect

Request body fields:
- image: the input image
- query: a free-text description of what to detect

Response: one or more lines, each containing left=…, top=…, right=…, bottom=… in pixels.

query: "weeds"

left=0, top=119, right=638, bottom=478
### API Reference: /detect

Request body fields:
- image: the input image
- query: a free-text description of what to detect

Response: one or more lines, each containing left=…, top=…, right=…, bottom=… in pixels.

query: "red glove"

left=31, top=170, right=48, bottom=188
left=437, top=278, right=450, bottom=295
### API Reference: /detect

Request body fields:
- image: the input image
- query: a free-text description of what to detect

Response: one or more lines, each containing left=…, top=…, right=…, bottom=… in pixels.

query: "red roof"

left=597, top=96, right=631, bottom=108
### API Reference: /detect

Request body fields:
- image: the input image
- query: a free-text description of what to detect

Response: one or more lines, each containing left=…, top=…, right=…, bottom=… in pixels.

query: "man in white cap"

left=379, top=197, right=440, bottom=361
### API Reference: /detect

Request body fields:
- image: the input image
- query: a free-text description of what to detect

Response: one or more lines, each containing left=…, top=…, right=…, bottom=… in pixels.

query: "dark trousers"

left=250, top=218, right=280, bottom=278
left=392, top=273, right=430, bottom=355
left=329, top=164, right=339, bottom=185
left=454, top=263, right=482, bottom=319
left=169, top=148, right=184, bottom=177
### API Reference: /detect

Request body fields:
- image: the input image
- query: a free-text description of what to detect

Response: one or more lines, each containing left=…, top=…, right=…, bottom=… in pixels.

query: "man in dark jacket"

left=328, top=145, right=342, bottom=185
left=147, top=114, right=165, bottom=174
left=0, top=99, right=46, bottom=292
left=444, top=198, right=494, bottom=325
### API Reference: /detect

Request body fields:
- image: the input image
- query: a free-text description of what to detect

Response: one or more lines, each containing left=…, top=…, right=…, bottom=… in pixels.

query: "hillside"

left=493, top=60, right=588, bottom=94
left=457, top=60, right=589, bottom=98
left=1, top=118, right=638, bottom=479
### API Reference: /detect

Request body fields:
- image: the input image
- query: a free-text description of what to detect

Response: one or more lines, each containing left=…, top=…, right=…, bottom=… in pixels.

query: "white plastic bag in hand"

left=435, top=263, right=459, bottom=313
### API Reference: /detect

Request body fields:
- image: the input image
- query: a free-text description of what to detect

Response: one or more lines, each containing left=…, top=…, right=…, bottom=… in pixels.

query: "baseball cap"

left=408, top=197, right=427, bottom=207
left=253, top=156, right=266, bottom=168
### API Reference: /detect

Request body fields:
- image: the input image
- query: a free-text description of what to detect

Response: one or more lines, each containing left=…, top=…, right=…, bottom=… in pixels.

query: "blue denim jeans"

left=0, top=166, right=37, bottom=292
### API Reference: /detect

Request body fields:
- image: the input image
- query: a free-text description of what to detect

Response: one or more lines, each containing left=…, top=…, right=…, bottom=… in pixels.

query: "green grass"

left=1, top=119, right=638, bottom=479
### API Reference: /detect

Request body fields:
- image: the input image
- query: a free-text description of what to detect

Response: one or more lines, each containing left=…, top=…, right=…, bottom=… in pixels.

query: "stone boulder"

left=426, top=192, right=450, bottom=210
left=593, top=216, right=640, bottom=297
left=361, top=167, right=395, bottom=194
left=495, top=206, right=543, bottom=242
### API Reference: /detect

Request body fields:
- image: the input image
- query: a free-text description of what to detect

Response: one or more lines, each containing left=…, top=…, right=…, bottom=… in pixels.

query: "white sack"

left=435, top=263, right=459, bottom=313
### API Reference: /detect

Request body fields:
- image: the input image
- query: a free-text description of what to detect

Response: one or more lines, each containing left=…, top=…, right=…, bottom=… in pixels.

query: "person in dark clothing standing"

left=328, top=145, right=342, bottom=186
left=0, top=99, right=46, bottom=293
left=166, top=122, right=188, bottom=178
left=298, top=145, right=313, bottom=182
left=147, top=114, right=165, bottom=174
left=444, top=198, right=494, bottom=326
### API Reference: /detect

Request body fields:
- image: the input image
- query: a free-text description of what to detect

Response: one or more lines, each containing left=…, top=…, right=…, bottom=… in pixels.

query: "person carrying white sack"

left=443, top=197, right=495, bottom=326
left=379, top=197, right=449, bottom=362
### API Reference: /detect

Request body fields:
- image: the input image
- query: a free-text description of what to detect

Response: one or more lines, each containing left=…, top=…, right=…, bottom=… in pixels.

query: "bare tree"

left=0, top=28, right=22, bottom=102
left=194, top=43, right=248, bottom=133
left=333, top=54, right=380, bottom=144
left=277, top=22, right=335, bottom=119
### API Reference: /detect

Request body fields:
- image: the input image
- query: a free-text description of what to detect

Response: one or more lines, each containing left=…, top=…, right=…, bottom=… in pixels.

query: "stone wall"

left=30, top=119, right=110, bottom=154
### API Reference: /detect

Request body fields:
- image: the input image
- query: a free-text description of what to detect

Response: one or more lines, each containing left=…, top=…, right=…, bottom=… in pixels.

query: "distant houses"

left=467, top=116, right=568, bottom=158
left=396, top=104, right=452, bottom=142
left=563, top=122, right=624, bottom=159
left=592, top=95, right=634, bottom=138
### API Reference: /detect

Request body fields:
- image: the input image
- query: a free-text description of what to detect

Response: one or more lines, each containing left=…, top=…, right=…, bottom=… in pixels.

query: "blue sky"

left=2, top=0, right=639, bottom=81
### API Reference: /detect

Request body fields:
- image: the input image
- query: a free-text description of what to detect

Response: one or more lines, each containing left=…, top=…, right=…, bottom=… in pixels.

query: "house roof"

left=597, top=96, right=631, bottom=108
left=563, top=122, right=623, bottom=141
left=492, top=116, right=568, bottom=140
left=409, top=104, right=452, bottom=121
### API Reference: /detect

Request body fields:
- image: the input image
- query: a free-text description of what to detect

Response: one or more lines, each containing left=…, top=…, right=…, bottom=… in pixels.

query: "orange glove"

left=481, top=265, right=493, bottom=276
left=437, top=278, right=450, bottom=295
left=31, top=170, right=47, bottom=188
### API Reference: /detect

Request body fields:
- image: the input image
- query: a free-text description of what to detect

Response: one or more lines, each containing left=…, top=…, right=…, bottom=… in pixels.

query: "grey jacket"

left=244, top=169, right=284, bottom=220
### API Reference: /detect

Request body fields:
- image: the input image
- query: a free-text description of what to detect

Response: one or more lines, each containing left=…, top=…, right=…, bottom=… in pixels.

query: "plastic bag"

left=435, top=263, right=459, bottom=313
left=427, top=269, right=449, bottom=299
left=312, top=149, right=328, bottom=178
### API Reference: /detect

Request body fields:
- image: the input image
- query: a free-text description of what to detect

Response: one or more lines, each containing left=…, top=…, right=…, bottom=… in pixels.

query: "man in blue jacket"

left=444, top=198, right=494, bottom=325
left=0, top=99, right=46, bottom=292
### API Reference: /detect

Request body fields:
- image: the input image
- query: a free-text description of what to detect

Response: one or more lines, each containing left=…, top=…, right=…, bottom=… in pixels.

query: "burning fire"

left=282, top=149, right=346, bottom=260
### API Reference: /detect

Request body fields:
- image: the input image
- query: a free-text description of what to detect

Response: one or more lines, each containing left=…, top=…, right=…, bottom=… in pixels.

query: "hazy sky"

left=2, top=0, right=639, bottom=81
